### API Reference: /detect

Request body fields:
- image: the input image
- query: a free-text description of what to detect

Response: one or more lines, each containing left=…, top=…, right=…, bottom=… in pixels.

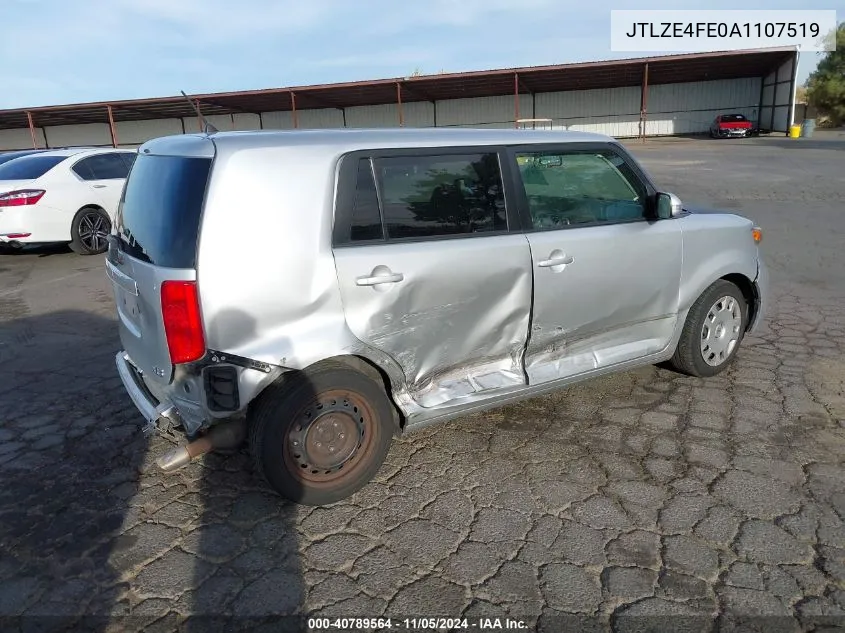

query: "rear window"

left=115, top=154, right=212, bottom=269
left=0, top=151, right=44, bottom=166
left=0, top=155, right=65, bottom=180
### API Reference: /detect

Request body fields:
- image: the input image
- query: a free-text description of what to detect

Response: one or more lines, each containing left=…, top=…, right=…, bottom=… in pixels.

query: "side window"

left=515, top=150, right=647, bottom=230
left=72, top=153, right=129, bottom=181
left=349, top=158, right=384, bottom=242
left=71, top=157, right=95, bottom=180
left=120, top=152, right=138, bottom=171
left=373, top=153, right=507, bottom=239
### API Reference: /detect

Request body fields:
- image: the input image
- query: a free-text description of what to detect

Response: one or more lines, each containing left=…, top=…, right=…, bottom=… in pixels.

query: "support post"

left=770, top=89, right=776, bottom=132
left=639, top=62, right=649, bottom=140
left=396, top=82, right=404, bottom=127
left=106, top=104, right=119, bottom=147
left=26, top=111, right=38, bottom=149
left=514, top=73, right=520, bottom=128
left=788, top=48, right=800, bottom=134
left=290, top=91, right=298, bottom=129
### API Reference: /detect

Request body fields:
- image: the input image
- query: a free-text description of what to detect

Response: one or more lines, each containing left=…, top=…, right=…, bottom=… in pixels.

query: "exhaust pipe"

left=156, top=418, right=246, bottom=472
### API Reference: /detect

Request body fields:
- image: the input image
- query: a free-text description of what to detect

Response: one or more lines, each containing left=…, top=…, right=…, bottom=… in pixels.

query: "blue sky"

left=0, top=0, right=840, bottom=109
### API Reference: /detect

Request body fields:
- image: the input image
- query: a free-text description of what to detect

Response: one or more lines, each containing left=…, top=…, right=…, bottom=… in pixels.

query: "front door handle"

left=538, top=255, right=574, bottom=268
left=356, top=272, right=404, bottom=286
left=92, top=184, right=107, bottom=189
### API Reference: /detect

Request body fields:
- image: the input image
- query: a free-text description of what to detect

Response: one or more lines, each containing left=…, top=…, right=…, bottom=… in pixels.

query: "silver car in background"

left=106, top=128, right=767, bottom=506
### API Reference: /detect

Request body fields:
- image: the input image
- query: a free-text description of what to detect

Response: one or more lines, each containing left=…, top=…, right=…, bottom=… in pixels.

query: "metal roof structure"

left=0, top=47, right=796, bottom=131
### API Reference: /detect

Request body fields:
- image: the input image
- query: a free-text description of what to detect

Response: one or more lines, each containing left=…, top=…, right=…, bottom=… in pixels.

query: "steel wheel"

left=249, top=362, right=395, bottom=506
left=284, top=388, right=376, bottom=487
left=79, top=211, right=110, bottom=253
left=700, top=295, right=742, bottom=366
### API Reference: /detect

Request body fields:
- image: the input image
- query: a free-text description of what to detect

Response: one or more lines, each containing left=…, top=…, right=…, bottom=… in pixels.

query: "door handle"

left=356, top=272, right=404, bottom=286
left=538, top=255, right=574, bottom=268
left=93, top=184, right=107, bottom=189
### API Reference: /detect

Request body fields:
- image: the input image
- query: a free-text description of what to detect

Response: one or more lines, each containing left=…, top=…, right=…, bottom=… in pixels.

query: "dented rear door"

left=332, top=149, right=532, bottom=409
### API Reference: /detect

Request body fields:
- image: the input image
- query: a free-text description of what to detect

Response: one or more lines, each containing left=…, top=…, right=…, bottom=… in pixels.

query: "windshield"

left=0, top=155, right=65, bottom=180
left=721, top=114, right=747, bottom=122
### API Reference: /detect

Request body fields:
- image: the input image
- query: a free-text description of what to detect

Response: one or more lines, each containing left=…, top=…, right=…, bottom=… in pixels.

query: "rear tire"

left=69, top=207, right=111, bottom=255
left=248, top=362, right=394, bottom=506
left=668, top=280, right=748, bottom=377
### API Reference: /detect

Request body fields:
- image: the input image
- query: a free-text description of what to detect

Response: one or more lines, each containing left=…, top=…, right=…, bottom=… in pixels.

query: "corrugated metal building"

left=0, top=47, right=799, bottom=150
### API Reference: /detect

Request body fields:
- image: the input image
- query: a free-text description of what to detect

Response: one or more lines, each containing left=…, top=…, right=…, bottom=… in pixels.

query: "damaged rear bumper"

left=115, top=351, right=185, bottom=436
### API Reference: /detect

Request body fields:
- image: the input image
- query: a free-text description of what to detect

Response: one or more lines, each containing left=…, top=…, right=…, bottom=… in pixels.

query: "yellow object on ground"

left=789, top=125, right=801, bottom=138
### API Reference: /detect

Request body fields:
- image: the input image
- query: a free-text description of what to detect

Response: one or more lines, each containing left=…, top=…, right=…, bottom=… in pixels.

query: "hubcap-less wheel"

left=700, top=295, right=742, bottom=366
left=79, top=212, right=110, bottom=252
left=285, top=389, right=374, bottom=486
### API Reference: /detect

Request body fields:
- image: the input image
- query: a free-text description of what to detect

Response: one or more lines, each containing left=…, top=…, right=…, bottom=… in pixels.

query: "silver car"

left=107, top=128, right=768, bottom=506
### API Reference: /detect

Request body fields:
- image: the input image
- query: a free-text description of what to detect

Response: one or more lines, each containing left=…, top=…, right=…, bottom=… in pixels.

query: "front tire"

left=669, top=280, right=747, bottom=377
left=248, top=362, right=394, bottom=506
left=69, top=207, right=111, bottom=255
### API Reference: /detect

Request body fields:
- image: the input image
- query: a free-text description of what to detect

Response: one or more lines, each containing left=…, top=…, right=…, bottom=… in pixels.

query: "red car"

left=709, top=113, right=754, bottom=138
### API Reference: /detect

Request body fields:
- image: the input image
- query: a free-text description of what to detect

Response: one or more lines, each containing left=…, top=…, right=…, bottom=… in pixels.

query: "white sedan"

left=0, top=147, right=137, bottom=255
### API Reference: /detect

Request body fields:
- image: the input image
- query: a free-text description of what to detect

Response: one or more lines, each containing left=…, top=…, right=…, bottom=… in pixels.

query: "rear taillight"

left=0, top=189, right=45, bottom=207
left=161, top=280, right=206, bottom=364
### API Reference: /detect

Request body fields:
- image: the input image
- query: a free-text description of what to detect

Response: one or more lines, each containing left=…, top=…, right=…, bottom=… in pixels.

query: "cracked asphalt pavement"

left=1, top=134, right=844, bottom=632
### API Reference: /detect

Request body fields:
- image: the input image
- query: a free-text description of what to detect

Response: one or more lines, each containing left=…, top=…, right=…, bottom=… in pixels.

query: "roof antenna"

left=180, top=90, right=219, bottom=135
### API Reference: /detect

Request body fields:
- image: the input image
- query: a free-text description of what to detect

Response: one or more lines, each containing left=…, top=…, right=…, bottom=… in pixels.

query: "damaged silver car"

left=107, top=128, right=768, bottom=506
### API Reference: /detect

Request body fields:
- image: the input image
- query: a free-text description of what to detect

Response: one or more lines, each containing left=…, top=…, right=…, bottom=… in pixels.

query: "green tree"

left=806, top=22, right=845, bottom=126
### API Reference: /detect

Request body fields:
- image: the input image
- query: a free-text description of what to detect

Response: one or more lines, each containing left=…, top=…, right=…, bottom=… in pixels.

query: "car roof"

left=19, top=147, right=134, bottom=159
left=0, top=149, right=48, bottom=156
left=142, top=127, right=616, bottom=158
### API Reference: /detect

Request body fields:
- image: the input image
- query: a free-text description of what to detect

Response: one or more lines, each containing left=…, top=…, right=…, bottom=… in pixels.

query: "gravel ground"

left=0, top=133, right=843, bottom=632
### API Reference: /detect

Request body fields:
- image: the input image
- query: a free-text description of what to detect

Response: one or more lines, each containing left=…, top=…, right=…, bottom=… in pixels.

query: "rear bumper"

left=115, top=351, right=186, bottom=435
left=0, top=206, right=65, bottom=243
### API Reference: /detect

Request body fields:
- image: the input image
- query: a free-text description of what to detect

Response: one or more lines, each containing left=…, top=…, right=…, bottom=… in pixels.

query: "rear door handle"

left=538, top=255, right=574, bottom=268
left=93, top=184, right=107, bottom=189
left=356, top=272, right=404, bottom=286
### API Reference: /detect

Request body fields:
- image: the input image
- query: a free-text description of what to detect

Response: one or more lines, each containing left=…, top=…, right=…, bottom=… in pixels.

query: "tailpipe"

left=156, top=418, right=246, bottom=472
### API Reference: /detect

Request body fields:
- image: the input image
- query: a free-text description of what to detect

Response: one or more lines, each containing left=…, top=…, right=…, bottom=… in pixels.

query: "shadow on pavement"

left=0, top=244, right=72, bottom=258
left=0, top=307, right=308, bottom=631
left=0, top=309, right=151, bottom=632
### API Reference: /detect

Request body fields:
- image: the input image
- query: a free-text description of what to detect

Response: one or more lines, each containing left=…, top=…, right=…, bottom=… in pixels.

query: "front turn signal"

left=751, top=226, right=762, bottom=244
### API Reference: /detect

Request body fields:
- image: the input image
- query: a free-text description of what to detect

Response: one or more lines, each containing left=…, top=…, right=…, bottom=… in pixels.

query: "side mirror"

left=655, top=192, right=684, bottom=219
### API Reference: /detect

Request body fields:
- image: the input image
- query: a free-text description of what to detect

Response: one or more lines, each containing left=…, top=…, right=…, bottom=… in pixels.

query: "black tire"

left=668, top=279, right=748, bottom=378
left=248, top=362, right=394, bottom=506
left=69, top=207, right=111, bottom=255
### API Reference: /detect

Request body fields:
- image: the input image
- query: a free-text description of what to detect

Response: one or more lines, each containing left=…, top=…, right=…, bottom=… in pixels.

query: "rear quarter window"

left=115, top=154, right=212, bottom=269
